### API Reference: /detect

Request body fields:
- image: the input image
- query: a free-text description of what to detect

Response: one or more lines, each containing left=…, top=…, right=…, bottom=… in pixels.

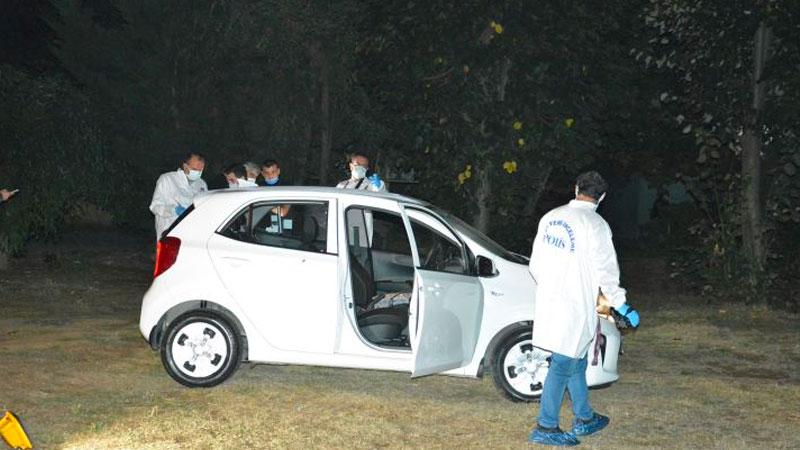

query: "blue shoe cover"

left=528, top=427, right=580, bottom=446
left=572, top=413, right=610, bottom=436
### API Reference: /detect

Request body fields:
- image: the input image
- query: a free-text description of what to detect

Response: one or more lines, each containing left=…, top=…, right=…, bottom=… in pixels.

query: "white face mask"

left=186, top=169, right=203, bottom=182
left=351, top=165, right=367, bottom=180
left=237, top=178, right=258, bottom=188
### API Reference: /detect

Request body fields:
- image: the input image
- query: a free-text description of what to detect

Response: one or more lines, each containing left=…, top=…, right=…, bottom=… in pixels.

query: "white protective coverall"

left=528, top=199, right=627, bottom=359
left=335, top=177, right=387, bottom=192
left=149, top=169, right=208, bottom=240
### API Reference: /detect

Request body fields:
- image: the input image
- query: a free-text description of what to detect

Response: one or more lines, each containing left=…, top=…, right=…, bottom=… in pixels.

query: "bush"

left=0, top=65, right=112, bottom=258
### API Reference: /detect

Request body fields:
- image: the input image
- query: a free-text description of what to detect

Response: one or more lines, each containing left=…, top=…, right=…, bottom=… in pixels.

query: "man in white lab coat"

left=528, top=171, right=639, bottom=446
left=336, top=153, right=387, bottom=192
left=149, top=152, right=208, bottom=241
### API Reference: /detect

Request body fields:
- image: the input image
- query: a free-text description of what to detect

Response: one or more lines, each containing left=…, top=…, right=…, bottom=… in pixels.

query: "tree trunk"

left=171, top=58, right=181, bottom=131
left=317, top=50, right=332, bottom=187
left=741, top=22, right=772, bottom=279
left=474, top=166, right=492, bottom=234
left=522, top=165, right=553, bottom=217
left=296, top=119, right=312, bottom=185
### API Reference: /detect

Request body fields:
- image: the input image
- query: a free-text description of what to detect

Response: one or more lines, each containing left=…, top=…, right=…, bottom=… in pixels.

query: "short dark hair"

left=576, top=171, right=608, bottom=199
left=223, top=163, right=247, bottom=178
left=350, top=152, right=370, bottom=165
left=183, top=152, right=206, bottom=164
left=261, top=159, right=280, bottom=169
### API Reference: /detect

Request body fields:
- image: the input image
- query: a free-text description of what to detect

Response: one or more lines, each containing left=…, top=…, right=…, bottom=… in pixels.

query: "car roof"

left=194, top=186, right=429, bottom=209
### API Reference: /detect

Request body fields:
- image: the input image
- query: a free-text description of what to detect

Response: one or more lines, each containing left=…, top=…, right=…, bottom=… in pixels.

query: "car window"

left=408, top=215, right=467, bottom=275
left=345, top=207, right=413, bottom=268
left=221, top=202, right=328, bottom=253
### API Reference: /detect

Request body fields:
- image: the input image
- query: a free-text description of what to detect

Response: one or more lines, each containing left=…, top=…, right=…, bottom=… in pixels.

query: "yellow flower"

left=490, top=21, right=504, bottom=34
left=517, top=138, right=525, bottom=147
left=502, top=161, right=517, bottom=174
left=512, top=121, right=523, bottom=130
left=435, top=56, right=444, bottom=64
left=458, top=165, right=473, bottom=185
left=463, top=65, right=470, bottom=74
left=564, top=118, right=575, bottom=128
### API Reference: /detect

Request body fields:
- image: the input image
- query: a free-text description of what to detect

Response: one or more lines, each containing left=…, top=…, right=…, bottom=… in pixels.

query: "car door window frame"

left=217, top=199, right=337, bottom=255
left=401, top=206, right=477, bottom=276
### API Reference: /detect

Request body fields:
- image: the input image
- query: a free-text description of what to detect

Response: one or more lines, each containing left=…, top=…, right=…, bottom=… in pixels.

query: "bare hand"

left=1, top=189, right=16, bottom=202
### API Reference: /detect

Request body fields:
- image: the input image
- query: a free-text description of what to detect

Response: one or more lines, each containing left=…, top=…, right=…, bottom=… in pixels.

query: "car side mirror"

left=477, top=255, right=498, bottom=277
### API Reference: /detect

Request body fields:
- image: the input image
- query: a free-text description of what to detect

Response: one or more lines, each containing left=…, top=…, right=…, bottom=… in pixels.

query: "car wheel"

left=491, top=328, right=551, bottom=402
left=161, top=311, right=241, bottom=388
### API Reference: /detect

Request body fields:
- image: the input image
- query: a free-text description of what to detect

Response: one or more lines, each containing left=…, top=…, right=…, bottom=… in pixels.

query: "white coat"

left=336, top=176, right=387, bottom=192
left=528, top=199, right=627, bottom=358
left=149, top=169, right=208, bottom=240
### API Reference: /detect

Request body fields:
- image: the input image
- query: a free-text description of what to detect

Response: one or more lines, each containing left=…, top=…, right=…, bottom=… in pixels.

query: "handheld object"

left=0, top=411, right=32, bottom=449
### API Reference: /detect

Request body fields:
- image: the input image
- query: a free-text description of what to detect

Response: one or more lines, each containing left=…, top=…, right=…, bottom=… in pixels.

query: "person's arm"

left=1, top=188, right=16, bottom=202
left=149, top=176, right=177, bottom=218
left=591, top=221, right=627, bottom=309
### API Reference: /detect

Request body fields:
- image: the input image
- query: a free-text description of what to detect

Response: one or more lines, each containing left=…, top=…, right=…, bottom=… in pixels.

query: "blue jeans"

left=537, top=352, right=594, bottom=429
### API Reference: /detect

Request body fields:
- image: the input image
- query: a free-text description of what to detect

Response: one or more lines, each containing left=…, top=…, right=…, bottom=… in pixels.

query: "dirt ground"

left=1, top=230, right=798, bottom=449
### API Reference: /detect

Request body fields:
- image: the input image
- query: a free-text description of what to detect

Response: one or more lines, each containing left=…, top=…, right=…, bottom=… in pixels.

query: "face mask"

left=186, top=169, right=203, bottom=182
left=351, top=165, right=367, bottom=180
left=265, top=177, right=279, bottom=185
left=228, top=181, right=238, bottom=188
left=238, top=178, right=258, bottom=188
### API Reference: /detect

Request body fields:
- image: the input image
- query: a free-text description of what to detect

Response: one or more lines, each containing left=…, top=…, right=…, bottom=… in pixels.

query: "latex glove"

left=368, top=173, right=382, bottom=188
left=175, top=205, right=187, bottom=216
left=613, top=303, right=640, bottom=329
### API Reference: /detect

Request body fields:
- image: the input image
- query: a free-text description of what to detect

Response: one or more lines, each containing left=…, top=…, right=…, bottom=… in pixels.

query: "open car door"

left=404, top=208, right=483, bottom=377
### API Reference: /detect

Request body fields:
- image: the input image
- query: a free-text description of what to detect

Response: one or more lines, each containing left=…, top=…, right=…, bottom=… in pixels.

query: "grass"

left=1, top=233, right=798, bottom=449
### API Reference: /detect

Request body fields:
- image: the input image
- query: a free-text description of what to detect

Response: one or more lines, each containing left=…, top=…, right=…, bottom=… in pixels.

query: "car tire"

left=161, top=310, right=241, bottom=388
left=491, top=327, right=551, bottom=403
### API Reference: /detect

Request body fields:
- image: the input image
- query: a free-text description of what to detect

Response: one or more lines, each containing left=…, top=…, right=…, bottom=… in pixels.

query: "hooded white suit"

left=528, top=199, right=627, bottom=358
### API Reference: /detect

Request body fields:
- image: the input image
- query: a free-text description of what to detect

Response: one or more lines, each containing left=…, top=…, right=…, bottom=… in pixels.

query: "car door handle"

left=221, top=256, right=249, bottom=268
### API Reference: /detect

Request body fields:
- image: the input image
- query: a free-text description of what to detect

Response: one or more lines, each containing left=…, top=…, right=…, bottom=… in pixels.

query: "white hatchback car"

left=140, top=187, right=622, bottom=401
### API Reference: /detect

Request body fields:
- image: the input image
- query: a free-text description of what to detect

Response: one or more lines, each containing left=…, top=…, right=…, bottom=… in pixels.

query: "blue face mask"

left=265, top=177, right=279, bottom=185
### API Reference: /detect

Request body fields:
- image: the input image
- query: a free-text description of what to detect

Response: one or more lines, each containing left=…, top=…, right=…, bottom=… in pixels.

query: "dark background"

left=1, top=0, right=798, bottom=310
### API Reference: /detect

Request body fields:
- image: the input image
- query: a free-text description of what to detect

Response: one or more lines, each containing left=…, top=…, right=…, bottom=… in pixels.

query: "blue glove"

left=613, top=303, right=640, bottom=329
left=175, top=205, right=187, bottom=216
left=368, top=173, right=383, bottom=188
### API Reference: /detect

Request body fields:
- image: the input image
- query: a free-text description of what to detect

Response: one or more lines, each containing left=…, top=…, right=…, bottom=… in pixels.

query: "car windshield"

left=428, top=205, right=529, bottom=265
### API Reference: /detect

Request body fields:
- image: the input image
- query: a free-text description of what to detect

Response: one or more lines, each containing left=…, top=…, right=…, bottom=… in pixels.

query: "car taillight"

left=154, top=236, right=181, bottom=278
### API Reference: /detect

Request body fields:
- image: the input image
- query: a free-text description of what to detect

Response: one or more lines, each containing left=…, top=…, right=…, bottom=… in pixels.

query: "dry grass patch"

left=1, top=238, right=798, bottom=449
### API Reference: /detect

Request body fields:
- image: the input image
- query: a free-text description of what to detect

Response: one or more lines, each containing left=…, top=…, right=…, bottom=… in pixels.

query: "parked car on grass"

left=139, top=187, right=623, bottom=401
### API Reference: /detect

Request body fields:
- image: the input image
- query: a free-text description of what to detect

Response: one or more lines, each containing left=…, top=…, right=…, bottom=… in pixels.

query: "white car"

left=139, top=187, right=622, bottom=401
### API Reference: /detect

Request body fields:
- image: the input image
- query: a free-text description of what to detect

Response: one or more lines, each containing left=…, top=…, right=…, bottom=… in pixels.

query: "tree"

left=635, top=0, right=800, bottom=288
left=356, top=0, right=646, bottom=247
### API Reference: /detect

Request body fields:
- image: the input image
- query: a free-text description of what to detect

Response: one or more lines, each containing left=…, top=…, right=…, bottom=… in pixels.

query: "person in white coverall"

left=149, top=152, right=208, bottom=241
left=527, top=171, right=639, bottom=447
left=336, top=153, right=386, bottom=192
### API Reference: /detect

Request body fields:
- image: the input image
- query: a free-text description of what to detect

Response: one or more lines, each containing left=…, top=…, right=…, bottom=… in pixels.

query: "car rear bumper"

left=586, top=318, right=621, bottom=387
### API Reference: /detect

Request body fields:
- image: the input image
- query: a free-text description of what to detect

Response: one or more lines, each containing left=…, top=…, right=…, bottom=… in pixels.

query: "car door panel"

left=207, top=199, right=338, bottom=355
left=403, top=208, right=484, bottom=377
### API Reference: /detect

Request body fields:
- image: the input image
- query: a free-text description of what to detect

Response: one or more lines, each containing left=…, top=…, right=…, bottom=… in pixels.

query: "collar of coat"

left=568, top=199, right=599, bottom=210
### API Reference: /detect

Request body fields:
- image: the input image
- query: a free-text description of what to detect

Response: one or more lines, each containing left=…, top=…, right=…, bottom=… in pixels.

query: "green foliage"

left=0, top=65, right=112, bottom=254
left=356, top=0, right=647, bottom=249
left=635, top=0, right=800, bottom=304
